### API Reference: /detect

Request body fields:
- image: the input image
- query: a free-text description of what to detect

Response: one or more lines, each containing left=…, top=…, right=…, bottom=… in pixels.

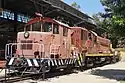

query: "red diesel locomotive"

left=0, top=16, right=120, bottom=75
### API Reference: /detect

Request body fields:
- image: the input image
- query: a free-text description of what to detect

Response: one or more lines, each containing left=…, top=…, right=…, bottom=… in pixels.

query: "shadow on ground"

left=91, top=69, right=125, bottom=81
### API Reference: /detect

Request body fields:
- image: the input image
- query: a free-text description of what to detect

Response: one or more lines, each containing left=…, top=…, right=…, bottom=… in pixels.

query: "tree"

left=93, top=0, right=125, bottom=48
left=100, top=0, right=125, bottom=37
left=92, top=13, right=104, bottom=35
left=92, top=12, right=113, bottom=36
left=71, top=2, right=81, bottom=10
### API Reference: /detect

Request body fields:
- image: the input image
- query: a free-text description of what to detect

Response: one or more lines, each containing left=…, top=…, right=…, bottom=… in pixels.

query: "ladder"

left=50, top=44, right=60, bottom=55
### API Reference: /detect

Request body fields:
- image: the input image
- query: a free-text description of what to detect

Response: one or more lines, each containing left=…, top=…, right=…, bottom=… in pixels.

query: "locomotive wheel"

left=106, top=57, right=112, bottom=64
left=114, top=56, right=120, bottom=63
left=112, top=56, right=117, bottom=63
left=85, top=57, right=94, bottom=68
left=116, top=56, right=121, bottom=62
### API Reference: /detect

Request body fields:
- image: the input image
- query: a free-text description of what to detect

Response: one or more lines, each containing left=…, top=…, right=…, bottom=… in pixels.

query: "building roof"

left=1, top=0, right=96, bottom=29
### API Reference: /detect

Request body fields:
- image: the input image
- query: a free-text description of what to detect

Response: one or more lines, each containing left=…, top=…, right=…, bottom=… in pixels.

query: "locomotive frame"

left=3, top=16, right=120, bottom=78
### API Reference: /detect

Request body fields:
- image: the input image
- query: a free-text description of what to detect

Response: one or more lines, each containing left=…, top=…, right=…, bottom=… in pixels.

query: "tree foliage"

left=93, top=0, right=125, bottom=48
left=71, top=2, right=81, bottom=10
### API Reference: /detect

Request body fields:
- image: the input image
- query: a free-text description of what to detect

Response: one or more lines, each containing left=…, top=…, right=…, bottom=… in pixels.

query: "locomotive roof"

left=97, top=36, right=110, bottom=41
left=26, top=17, right=70, bottom=28
left=90, top=31, right=98, bottom=36
left=53, top=19, right=70, bottom=28
left=70, top=27, right=88, bottom=31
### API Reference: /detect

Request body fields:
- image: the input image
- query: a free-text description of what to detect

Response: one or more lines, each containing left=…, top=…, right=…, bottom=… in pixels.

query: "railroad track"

left=0, top=76, right=31, bottom=83
left=0, top=69, right=76, bottom=83
left=0, top=73, right=34, bottom=83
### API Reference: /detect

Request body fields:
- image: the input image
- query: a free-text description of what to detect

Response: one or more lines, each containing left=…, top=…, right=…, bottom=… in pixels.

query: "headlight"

left=24, top=32, right=29, bottom=38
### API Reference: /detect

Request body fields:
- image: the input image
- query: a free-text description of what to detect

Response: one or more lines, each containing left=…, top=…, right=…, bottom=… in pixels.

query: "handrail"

left=72, top=37, right=83, bottom=50
left=5, top=43, right=44, bottom=59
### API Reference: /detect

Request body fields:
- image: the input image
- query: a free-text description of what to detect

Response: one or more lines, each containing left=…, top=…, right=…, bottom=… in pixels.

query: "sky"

left=64, top=0, right=105, bottom=16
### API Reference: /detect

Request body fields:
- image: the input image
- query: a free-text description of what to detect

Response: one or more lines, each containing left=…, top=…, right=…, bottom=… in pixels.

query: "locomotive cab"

left=5, top=17, right=74, bottom=74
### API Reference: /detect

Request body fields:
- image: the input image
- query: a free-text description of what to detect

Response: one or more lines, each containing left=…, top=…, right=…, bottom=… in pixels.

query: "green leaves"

left=98, top=0, right=125, bottom=47
left=71, top=2, right=81, bottom=10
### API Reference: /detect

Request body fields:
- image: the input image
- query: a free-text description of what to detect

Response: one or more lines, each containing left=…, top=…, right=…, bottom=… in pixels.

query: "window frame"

left=63, top=26, right=68, bottom=37
left=53, top=23, right=59, bottom=34
left=81, top=29, right=84, bottom=40
left=32, top=22, right=41, bottom=31
left=24, top=22, right=42, bottom=32
left=42, top=22, right=52, bottom=32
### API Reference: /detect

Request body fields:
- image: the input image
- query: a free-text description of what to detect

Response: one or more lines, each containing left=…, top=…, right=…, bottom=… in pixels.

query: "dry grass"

left=116, top=48, right=125, bottom=52
left=116, top=48, right=125, bottom=61
left=120, top=81, right=125, bottom=83
left=120, top=52, right=125, bottom=61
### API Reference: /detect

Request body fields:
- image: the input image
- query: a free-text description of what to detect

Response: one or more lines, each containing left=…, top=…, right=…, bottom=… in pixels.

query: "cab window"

left=42, top=22, right=52, bottom=32
left=53, top=24, right=59, bottom=34
left=63, top=27, right=68, bottom=37
left=32, top=22, right=41, bottom=31
left=25, top=22, right=41, bottom=31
